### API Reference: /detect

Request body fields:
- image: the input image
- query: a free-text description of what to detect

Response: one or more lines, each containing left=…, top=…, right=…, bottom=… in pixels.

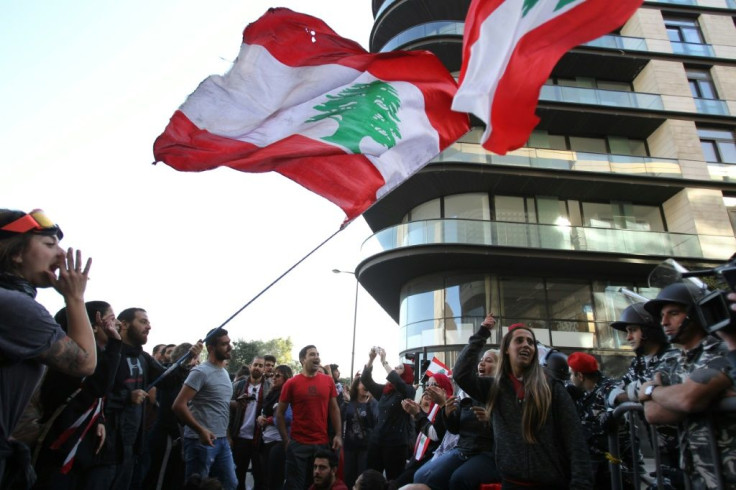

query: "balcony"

left=379, top=21, right=464, bottom=52
left=375, top=0, right=401, bottom=19
left=707, top=162, right=736, bottom=182
left=584, top=34, right=649, bottom=52
left=645, top=0, right=736, bottom=8
left=433, top=144, right=683, bottom=179
left=361, top=218, right=733, bottom=261
left=378, top=21, right=730, bottom=62
left=694, top=97, right=730, bottom=116
left=671, top=40, right=715, bottom=57
left=540, top=85, right=663, bottom=110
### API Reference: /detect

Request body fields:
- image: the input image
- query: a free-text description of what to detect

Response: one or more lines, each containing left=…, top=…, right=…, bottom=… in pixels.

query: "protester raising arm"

left=379, top=347, right=416, bottom=399
left=35, top=247, right=97, bottom=377
left=361, top=347, right=417, bottom=481
left=454, top=313, right=496, bottom=402
left=360, top=348, right=384, bottom=400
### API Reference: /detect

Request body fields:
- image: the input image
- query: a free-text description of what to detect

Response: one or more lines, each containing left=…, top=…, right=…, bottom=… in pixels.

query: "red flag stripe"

left=155, top=111, right=385, bottom=221
left=485, top=0, right=644, bottom=153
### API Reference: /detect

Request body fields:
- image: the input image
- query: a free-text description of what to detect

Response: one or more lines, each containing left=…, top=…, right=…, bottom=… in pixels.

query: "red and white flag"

left=412, top=403, right=441, bottom=460
left=453, top=0, right=643, bottom=155
left=425, top=356, right=452, bottom=377
left=154, top=8, right=469, bottom=221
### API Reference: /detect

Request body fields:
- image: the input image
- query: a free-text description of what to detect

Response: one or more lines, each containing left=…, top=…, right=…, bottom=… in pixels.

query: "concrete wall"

left=712, top=65, right=736, bottom=115
left=635, top=60, right=696, bottom=112
left=663, top=188, right=736, bottom=259
left=700, top=14, right=736, bottom=59
left=623, top=8, right=672, bottom=53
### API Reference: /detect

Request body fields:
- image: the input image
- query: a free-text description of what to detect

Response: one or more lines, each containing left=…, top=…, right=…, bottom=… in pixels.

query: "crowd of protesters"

left=3, top=207, right=736, bottom=490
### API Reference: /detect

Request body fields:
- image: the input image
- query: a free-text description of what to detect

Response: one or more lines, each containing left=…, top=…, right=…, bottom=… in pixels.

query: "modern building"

left=357, top=0, right=736, bottom=370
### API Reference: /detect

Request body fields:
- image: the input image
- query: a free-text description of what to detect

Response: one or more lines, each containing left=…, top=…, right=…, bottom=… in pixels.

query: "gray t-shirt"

left=0, top=288, right=65, bottom=446
left=182, top=361, right=233, bottom=439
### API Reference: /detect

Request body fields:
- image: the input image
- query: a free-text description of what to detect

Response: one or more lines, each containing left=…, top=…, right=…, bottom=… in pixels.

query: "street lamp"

left=332, top=268, right=359, bottom=378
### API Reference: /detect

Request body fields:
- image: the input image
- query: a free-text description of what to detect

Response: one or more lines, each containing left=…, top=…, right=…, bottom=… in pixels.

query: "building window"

left=581, top=202, right=665, bottom=231
left=408, top=198, right=441, bottom=221
left=687, top=67, right=717, bottom=99
left=724, top=197, right=736, bottom=234
left=528, top=130, right=649, bottom=157
left=399, top=273, right=636, bottom=350
left=493, top=195, right=530, bottom=223
left=569, top=136, right=608, bottom=154
left=547, top=77, right=633, bottom=92
left=406, top=194, right=666, bottom=232
left=608, top=136, right=648, bottom=157
left=444, top=194, right=490, bottom=220
left=664, top=17, right=704, bottom=44
left=699, top=128, right=736, bottom=164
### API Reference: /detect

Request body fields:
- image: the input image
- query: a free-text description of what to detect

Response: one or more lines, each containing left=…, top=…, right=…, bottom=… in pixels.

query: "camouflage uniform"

left=576, top=375, right=617, bottom=459
left=656, top=336, right=736, bottom=490
left=615, top=345, right=679, bottom=398
left=608, top=346, right=681, bottom=470
left=574, top=375, right=619, bottom=488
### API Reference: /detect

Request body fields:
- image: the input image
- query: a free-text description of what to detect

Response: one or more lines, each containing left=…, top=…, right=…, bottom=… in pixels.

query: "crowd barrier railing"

left=606, top=397, right=736, bottom=490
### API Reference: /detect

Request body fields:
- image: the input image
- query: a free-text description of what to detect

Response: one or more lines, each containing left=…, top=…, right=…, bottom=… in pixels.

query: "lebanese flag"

left=154, top=8, right=469, bottom=222
left=425, top=356, right=452, bottom=377
left=452, top=0, right=643, bottom=155
left=412, top=403, right=441, bottom=460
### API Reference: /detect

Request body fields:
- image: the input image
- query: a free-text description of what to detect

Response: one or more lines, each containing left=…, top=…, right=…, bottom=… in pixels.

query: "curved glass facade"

left=433, top=142, right=684, bottom=179
left=539, top=85, right=664, bottom=110
left=398, top=271, right=658, bottom=357
left=380, top=21, right=464, bottom=52
left=360, top=217, right=734, bottom=260
left=365, top=0, right=736, bottom=374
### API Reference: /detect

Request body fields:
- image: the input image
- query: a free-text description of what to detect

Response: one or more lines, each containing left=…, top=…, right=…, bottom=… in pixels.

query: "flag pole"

left=147, top=224, right=348, bottom=389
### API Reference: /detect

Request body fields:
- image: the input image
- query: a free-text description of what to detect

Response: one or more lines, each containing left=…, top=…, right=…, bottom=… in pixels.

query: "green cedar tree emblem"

left=306, top=80, right=402, bottom=154
left=522, top=0, right=579, bottom=17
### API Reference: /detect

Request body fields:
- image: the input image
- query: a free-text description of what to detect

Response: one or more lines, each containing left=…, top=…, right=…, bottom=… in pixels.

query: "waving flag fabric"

left=452, top=0, right=643, bottom=155
left=154, top=8, right=469, bottom=221
left=425, top=356, right=452, bottom=377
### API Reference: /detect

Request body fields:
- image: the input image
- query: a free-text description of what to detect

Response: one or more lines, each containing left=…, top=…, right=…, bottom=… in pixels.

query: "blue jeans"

left=414, top=449, right=500, bottom=490
left=183, top=438, right=237, bottom=490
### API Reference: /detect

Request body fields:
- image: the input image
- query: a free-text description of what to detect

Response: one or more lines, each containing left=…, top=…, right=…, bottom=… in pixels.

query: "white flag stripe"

left=182, top=43, right=440, bottom=198
left=367, top=80, right=440, bottom=199
left=155, top=8, right=469, bottom=221
left=182, top=43, right=361, bottom=141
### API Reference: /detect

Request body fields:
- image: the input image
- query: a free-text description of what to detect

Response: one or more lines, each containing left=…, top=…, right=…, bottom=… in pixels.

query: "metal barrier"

left=606, top=398, right=736, bottom=490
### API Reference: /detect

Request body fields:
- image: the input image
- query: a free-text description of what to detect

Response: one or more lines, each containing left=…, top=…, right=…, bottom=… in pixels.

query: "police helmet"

left=543, top=349, right=570, bottom=382
left=643, top=282, right=707, bottom=318
left=611, top=303, right=667, bottom=345
left=610, top=303, right=655, bottom=331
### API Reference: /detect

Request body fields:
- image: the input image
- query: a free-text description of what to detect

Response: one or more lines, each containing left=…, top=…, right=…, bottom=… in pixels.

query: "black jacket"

left=37, top=339, right=122, bottom=470
left=443, top=398, right=493, bottom=455
left=454, top=327, right=593, bottom=489
left=99, top=344, right=175, bottom=463
left=361, top=365, right=416, bottom=447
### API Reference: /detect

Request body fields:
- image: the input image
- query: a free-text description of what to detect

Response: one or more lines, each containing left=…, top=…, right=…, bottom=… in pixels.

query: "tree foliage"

left=307, top=80, right=402, bottom=154
left=228, top=336, right=300, bottom=374
left=522, top=0, right=577, bottom=16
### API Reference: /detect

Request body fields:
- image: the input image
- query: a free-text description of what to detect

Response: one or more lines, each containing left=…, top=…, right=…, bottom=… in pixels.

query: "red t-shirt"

left=279, top=373, right=337, bottom=444
left=308, top=479, right=348, bottom=490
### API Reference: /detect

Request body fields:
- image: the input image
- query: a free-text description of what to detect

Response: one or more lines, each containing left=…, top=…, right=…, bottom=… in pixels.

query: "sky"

left=1, top=1, right=403, bottom=376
